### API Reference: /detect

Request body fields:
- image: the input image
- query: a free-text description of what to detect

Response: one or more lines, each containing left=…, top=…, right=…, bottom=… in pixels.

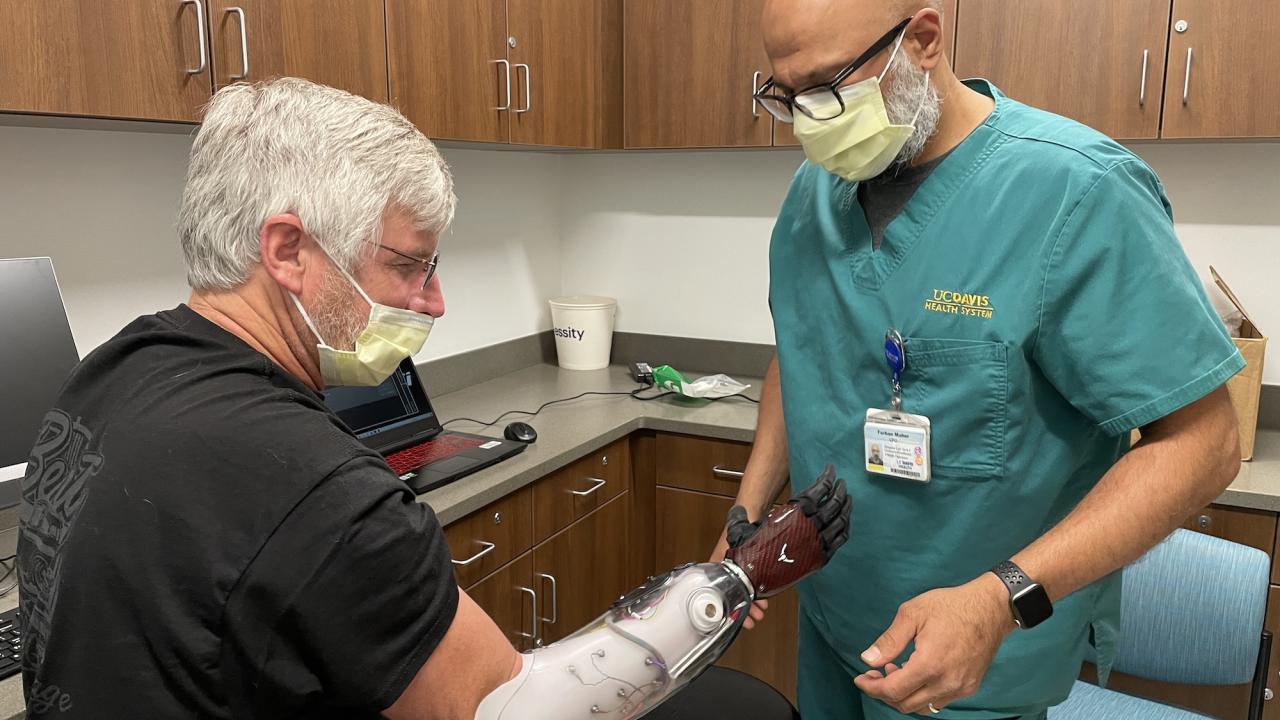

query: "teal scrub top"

left=769, top=80, right=1244, bottom=718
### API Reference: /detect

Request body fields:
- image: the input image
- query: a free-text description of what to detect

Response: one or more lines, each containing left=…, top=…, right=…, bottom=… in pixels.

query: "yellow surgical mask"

left=290, top=252, right=434, bottom=387
left=791, top=31, right=928, bottom=182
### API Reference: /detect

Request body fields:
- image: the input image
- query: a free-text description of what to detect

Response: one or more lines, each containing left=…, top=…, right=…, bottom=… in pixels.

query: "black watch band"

left=990, top=560, right=1053, bottom=629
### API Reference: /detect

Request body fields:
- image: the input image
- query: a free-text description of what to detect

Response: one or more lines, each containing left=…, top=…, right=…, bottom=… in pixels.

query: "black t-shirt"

left=17, top=305, right=459, bottom=718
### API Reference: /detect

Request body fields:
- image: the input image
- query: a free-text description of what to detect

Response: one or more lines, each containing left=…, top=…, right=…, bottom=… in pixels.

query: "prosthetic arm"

left=475, top=465, right=851, bottom=720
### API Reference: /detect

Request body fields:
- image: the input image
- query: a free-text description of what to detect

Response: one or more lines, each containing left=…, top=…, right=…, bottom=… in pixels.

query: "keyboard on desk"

left=385, top=434, right=484, bottom=476
left=0, top=608, right=21, bottom=680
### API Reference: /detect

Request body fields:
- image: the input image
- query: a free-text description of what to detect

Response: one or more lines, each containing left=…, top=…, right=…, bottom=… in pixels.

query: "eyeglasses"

left=369, top=242, right=439, bottom=290
left=754, top=17, right=912, bottom=124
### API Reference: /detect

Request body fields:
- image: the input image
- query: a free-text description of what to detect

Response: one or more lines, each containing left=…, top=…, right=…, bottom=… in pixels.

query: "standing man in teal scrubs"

left=710, top=1, right=1246, bottom=718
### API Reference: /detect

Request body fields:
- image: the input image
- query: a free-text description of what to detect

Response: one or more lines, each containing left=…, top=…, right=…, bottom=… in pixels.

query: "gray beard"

left=311, top=266, right=368, bottom=351
left=882, top=58, right=943, bottom=168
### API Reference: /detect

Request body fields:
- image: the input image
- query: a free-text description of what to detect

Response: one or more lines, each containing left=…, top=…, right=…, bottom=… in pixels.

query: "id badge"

left=865, top=408, right=932, bottom=482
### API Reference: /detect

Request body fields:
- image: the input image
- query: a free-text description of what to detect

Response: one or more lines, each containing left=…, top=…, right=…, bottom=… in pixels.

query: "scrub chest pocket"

left=902, top=338, right=1008, bottom=479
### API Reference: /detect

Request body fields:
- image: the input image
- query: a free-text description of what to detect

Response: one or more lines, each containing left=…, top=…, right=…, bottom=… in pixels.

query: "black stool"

left=644, top=666, right=800, bottom=719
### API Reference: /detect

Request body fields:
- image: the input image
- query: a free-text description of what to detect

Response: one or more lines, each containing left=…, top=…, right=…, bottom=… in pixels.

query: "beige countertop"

left=0, top=364, right=1273, bottom=718
left=421, top=363, right=763, bottom=525
left=1215, top=429, right=1280, bottom=512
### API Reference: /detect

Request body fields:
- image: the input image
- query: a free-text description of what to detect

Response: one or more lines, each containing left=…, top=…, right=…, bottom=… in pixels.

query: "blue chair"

left=1050, top=528, right=1272, bottom=720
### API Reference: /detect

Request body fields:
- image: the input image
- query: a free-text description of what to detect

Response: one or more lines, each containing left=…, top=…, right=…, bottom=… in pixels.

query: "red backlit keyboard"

left=385, top=434, right=485, bottom=475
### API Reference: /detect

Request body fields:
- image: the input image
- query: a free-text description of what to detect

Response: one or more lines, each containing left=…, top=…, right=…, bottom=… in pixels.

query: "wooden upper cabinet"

left=625, top=0, right=772, bottom=148
left=1163, top=0, right=1280, bottom=139
left=955, top=0, right=1171, bottom=140
left=507, top=0, right=623, bottom=149
left=207, top=0, right=388, bottom=102
left=0, top=0, right=212, bottom=121
left=387, top=0, right=510, bottom=143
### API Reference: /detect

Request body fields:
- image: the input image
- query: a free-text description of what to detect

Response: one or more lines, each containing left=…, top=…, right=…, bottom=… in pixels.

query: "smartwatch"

left=991, top=560, right=1053, bottom=629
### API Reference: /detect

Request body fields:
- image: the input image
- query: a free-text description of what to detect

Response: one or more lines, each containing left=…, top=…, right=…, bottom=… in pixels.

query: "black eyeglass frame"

left=753, top=16, right=913, bottom=123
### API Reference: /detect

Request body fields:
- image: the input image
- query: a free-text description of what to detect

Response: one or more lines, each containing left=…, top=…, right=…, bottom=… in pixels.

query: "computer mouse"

left=503, top=421, right=538, bottom=444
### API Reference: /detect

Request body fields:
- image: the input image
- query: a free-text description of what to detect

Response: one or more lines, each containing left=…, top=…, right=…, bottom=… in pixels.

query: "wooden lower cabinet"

left=655, top=484, right=798, bottom=703
left=533, top=492, right=632, bottom=645
left=1182, top=504, right=1278, bottom=559
left=466, top=552, right=537, bottom=652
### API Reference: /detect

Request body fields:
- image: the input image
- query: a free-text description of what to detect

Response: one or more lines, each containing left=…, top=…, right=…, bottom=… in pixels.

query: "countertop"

left=0, top=364, right=1274, bottom=718
left=1215, top=429, right=1280, bottom=512
left=420, top=363, right=763, bottom=525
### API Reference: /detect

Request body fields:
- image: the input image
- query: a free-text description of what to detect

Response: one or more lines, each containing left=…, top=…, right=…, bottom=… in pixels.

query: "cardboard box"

left=1212, top=267, right=1267, bottom=461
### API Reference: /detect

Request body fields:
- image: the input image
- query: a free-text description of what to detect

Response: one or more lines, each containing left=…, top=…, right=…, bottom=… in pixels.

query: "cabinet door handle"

left=1138, top=48, right=1148, bottom=107
left=571, top=477, right=607, bottom=496
left=514, top=63, right=531, bottom=113
left=537, top=572, right=558, bottom=624
left=752, top=71, right=763, bottom=117
left=226, top=7, right=249, bottom=81
left=518, top=586, right=539, bottom=642
left=451, top=540, right=496, bottom=566
left=181, top=0, right=208, bottom=75
left=1182, top=47, right=1193, bottom=105
left=712, top=466, right=745, bottom=480
left=492, top=59, right=511, bottom=111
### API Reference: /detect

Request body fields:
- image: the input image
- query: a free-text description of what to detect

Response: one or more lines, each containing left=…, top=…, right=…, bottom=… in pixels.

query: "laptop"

left=324, top=358, right=527, bottom=494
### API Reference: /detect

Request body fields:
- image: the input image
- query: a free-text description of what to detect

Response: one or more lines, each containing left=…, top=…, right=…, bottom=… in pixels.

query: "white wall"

left=2, top=123, right=1276, bottom=383
left=559, top=151, right=796, bottom=345
left=0, top=126, right=564, bottom=363
left=558, top=144, right=1280, bottom=384
left=423, top=147, right=563, bottom=360
left=0, top=125, right=195, bottom=355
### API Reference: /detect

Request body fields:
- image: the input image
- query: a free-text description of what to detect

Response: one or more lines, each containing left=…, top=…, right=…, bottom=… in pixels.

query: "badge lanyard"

left=884, top=329, right=906, bottom=411
left=865, top=328, right=933, bottom=482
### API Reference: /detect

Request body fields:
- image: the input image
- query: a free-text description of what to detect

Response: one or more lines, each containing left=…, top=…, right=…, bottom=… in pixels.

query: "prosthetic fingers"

left=474, top=465, right=851, bottom=720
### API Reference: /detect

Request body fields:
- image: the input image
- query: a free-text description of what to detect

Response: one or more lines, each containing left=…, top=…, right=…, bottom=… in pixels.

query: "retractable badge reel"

left=864, top=329, right=932, bottom=482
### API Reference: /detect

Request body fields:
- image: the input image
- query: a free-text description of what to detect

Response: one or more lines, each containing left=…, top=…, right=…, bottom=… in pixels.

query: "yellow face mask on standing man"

left=756, top=17, right=929, bottom=182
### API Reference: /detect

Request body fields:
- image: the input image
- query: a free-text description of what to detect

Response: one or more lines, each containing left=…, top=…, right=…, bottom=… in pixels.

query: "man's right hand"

left=711, top=528, right=769, bottom=629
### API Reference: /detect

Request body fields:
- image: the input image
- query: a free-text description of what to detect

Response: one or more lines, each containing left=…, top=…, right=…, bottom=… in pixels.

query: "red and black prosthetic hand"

left=723, top=465, right=851, bottom=598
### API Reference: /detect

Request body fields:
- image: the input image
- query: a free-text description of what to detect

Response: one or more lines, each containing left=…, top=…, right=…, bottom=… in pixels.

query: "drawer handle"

left=451, top=541, right=496, bottom=566
left=1197, top=514, right=1212, bottom=530
left=518, top=586, right=539, bottom=642
left=571, top=477, right=607, bottom=496
left=537, top=572, right=558, bottom=624
left=712, top=466, right=745, bottom=480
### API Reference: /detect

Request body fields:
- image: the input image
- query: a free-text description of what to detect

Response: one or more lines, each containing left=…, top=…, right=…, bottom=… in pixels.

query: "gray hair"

left=177, top=77, right=456, bottom=290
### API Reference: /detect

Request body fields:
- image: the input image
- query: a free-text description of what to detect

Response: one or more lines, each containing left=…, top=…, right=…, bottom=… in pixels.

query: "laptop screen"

left=324, top=358, right=441, bottom=445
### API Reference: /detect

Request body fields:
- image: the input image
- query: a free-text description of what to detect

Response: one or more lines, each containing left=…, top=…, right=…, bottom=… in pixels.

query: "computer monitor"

left=0, top=258, right=81, bottom=490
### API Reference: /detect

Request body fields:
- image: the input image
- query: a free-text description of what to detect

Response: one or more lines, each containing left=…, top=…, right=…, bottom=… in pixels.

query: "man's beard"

left=309, top=265, right=367, bottom=351
left=882, top=56, right=943, bottom=168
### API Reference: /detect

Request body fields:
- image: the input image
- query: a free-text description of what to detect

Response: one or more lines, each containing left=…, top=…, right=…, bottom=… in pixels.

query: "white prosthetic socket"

left=474, top=464, right=852, bottom=720
left=474, top=561, right=754, bottom=720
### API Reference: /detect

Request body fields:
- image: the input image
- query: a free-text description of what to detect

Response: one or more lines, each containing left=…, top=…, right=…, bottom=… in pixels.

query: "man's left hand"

left=853, top=573, right=1017, bottom=715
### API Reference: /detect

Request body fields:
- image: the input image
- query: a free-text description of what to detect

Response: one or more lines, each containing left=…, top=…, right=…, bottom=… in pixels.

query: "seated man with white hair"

left=17, top=77, right=850, bottom=719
